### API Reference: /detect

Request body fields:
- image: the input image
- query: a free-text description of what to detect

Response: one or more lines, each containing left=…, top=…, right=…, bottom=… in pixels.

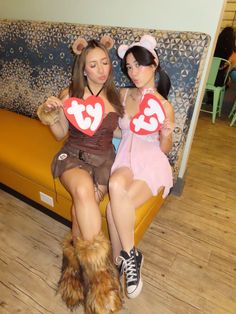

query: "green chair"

left=229, top=100, right=236, bottom=126
left=201, top=57, right=231, bottom=123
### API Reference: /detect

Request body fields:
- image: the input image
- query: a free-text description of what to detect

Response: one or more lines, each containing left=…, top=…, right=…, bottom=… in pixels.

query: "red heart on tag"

left=130, top=94, right=166, bottom=135
left=63, top=96, right=105, bottom=136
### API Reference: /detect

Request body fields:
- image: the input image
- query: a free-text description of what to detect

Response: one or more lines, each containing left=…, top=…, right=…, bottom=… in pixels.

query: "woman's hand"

left=37, top=96, right=64, bottom=126
left=160, top=118, right=174, bottom=137
left=37, top=90, right=69, bottom=140
left=42, top=96, right=64, bottom=113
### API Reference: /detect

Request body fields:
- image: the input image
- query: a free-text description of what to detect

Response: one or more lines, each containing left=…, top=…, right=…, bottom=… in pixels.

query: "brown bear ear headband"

left=117, top=34, right=159, bottom=66
left=72, top=35, right=114, bottom=55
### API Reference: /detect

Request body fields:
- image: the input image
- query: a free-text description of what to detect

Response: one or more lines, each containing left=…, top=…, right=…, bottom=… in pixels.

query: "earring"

left=84, top=71, right=87, bottom=76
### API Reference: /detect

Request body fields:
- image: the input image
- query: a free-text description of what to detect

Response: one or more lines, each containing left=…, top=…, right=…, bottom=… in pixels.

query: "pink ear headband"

left=117, top=34, right=159, bottom=65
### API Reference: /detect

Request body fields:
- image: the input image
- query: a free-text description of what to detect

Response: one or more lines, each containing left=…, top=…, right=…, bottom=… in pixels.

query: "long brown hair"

left=69, top=40, right=123, bottom=116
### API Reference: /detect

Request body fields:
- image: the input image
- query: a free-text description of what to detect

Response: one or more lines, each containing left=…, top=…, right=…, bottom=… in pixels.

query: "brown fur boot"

left=75, top=232, right=123, bottom=314
left=57, top=233, right=84, bottom=310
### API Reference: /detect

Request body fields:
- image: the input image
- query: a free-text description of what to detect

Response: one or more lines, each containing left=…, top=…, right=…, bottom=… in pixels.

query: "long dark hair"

left=121, top=46, right=171, bottom=99
left=69, top=40, right=123, bottom=116
left=214, top=26, right=235, bottom=60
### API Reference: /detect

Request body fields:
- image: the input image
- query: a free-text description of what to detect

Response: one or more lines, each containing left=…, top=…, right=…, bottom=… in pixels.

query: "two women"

left=38, top=33, right=174, bottom=311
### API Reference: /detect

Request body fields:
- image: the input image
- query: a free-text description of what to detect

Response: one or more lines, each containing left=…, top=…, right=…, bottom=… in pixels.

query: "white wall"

left=0, top=0, right=227, bottom=182
left=0, top=0, right=225, bottom=33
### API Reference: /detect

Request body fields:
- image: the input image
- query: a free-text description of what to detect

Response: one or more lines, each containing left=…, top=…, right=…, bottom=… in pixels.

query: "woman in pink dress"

left=107, top=35, right=174, bottom=299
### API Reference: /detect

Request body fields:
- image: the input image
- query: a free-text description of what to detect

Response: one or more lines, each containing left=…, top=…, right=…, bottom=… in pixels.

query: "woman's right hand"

left=37, top=96, right=64, bottom=126
left=42, top=96, right=64, bottom=113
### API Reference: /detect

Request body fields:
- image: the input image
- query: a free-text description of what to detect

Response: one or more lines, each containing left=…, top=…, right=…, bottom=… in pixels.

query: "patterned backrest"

left=0, top=20, right=210, bottom=181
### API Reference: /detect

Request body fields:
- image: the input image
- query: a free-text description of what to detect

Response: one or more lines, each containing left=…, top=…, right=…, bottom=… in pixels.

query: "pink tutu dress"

left=111, top=92, right=173, bottom=198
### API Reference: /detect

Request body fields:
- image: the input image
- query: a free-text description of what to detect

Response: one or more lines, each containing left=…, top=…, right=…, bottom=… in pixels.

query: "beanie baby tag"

left=63, top=96, right=105, bottom=136
left=130, top=94, right=166, bottom=135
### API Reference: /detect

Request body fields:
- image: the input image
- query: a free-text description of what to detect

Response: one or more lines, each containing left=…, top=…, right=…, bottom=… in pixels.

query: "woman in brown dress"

left=37, top=36, right=123, bottom=314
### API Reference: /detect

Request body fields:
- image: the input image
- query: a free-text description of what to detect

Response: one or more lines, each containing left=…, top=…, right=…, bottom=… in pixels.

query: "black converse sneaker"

left=119, top=247, right=143, bottom=298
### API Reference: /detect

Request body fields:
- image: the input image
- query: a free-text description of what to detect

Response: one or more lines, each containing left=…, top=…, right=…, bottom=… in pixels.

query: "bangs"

left=121, top=46, right=155, bottom=74
left=130, top=46, right=154, bottom=66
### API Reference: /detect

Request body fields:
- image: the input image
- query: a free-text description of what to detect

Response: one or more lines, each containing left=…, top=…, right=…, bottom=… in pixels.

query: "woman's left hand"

left=160, top=118, right=174, bottom=137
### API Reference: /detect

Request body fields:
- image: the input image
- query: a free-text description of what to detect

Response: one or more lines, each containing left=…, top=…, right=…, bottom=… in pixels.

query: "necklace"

left=130, top=88, right=156, bottom=102
left=140, top=87, right=156, bottom=102
left=141, top=87, right=156, bottom=95
left=87, top=83, right=104, bottom=97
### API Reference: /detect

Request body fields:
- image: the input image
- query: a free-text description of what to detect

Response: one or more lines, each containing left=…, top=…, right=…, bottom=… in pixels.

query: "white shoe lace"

left=117, top=255, right=137, bottom=284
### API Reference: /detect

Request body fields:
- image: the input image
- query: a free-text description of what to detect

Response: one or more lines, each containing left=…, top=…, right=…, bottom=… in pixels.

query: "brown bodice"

left=64, top=112, right=119, bottom=154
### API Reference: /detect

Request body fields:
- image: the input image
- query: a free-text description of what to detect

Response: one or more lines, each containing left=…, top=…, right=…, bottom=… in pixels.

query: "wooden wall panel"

left=222, top=0, right=236, bottom=28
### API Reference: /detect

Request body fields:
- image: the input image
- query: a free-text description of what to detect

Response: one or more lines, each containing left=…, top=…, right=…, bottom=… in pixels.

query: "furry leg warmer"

left=75, top=231, right=123, bottom=314
left=57, top=233, right=84, bottom=310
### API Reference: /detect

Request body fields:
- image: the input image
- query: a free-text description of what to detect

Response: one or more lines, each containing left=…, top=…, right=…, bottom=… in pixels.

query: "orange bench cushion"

left=0, top=109, right=164, bottom=243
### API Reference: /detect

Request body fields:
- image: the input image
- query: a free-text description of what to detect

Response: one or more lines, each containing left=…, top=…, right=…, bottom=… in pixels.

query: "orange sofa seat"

left=0, top=108, right=164, bottom=243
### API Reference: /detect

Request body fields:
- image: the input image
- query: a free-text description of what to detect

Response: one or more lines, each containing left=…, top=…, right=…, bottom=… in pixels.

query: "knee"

left=109, top=174, right=125, bottom=194
left=72, top=184, right=94, bottom=203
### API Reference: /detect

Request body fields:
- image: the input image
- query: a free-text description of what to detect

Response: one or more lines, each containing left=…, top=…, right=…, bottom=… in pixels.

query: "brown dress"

left=51, top=112, right=119, bottom=186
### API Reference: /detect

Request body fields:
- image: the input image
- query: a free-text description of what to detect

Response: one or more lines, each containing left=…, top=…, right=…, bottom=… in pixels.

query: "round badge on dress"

left=58, top=153, right=68, bottom=160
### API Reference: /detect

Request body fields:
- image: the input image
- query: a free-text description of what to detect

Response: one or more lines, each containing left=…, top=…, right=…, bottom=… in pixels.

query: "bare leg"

left=71, top=205, right=80, bottom=244
left=108, top=167, right=153, bottom=257
left=106, top=202, right=122, bottom=261
left=70, top=184, right=106, bottom=243
left=61, top=167, right=102, bottom=241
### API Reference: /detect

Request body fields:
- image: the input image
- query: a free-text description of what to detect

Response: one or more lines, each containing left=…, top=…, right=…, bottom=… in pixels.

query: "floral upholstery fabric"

left=0, top=20, right=210, bottom=181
